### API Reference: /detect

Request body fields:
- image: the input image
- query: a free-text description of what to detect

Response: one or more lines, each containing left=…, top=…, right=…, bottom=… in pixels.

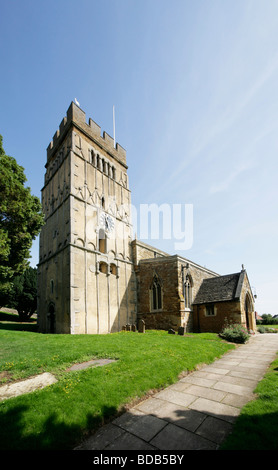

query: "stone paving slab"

left=0, top=372, right=57, bottom=401
left=0, top=358, right=117, bottom=401
left=75, top=334, right=278, bottom=451
left=68, top=358, right=117, bottom=371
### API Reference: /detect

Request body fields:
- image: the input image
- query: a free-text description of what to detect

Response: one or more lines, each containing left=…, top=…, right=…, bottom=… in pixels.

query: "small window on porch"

left=205, top=304, right=215, bottom=316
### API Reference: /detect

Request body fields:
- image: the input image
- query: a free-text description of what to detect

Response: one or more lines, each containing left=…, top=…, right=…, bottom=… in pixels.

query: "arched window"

left=184, top=275, right=192, bottom=309
left=150, top=275, right=162, bottom=311
left=99, top=262, right=108, bottom=274
left=97, top=154, right=101, bottom=170
left=102, top=159, right=107, bottom=174
left=91, top=150, right=96, bottom=166
left=110, top=263, right=117, bottom=275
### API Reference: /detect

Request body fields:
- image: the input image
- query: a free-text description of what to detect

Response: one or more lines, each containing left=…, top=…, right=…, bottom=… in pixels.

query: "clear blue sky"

left=1, top=0, right=278, bottom=314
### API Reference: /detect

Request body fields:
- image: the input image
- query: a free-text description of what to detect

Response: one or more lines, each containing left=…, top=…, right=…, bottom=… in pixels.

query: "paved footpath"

left=75, top=334, right=278, bottom=451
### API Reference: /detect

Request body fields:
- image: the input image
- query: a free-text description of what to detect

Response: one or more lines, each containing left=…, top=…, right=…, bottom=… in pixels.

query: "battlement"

left=46, top=102, right=127, bottom=166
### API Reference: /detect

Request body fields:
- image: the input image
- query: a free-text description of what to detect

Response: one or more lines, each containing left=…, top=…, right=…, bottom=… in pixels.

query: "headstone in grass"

left=168, top=328, right=175, bottom=334
left=138, top=319, right=145, bottom=333
left=178, top=326, right=185, bottom=336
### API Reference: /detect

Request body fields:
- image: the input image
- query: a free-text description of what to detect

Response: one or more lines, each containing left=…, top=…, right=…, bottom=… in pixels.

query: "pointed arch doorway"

left=244, top=294, right=253, bottom=330
left=48, top=303, right=56, bottom=333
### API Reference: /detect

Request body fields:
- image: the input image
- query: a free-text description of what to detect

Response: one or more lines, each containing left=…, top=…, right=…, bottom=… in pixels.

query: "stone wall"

left=193, top=301, right=241, bottom=333
left=136, top=256, right=180, bottom=330
left=38, top=102, right=136, bottom=334
left=134, top=245, right=219, bottom=332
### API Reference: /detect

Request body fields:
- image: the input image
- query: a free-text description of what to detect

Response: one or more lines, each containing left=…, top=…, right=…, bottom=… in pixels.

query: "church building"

left=37, top=102, right=256, bottom=334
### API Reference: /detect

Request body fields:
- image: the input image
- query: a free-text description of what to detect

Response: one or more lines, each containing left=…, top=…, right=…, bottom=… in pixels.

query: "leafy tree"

left=9, top=267, right=38, bottom=321
left=260, top=314, right=278, bottom=325
left=0, top=135, right=44, bottom=293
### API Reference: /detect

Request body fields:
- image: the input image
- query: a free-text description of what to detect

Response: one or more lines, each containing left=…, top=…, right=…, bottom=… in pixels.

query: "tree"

left=0, top=135, right=44, bottom=292
left=9, top=267, right=38, bottom=321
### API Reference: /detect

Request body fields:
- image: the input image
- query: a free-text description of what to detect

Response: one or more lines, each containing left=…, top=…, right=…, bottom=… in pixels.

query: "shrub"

left=220, top=323, right=250, bottom=344
left=257, top=325, right=266, bottom=334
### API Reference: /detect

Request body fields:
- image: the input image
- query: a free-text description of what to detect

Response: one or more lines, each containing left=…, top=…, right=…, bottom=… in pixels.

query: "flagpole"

left=113, top=105, right=116, bottom=148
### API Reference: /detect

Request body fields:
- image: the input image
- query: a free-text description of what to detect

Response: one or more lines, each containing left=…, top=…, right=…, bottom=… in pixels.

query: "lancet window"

left=150, top=275, right=162, bottom=311
left=184, top=275, right=192, bottom=309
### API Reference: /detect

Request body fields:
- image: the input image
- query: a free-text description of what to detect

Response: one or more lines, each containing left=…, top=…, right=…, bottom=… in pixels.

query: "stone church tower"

left=37, top=102, right=136, bottom=334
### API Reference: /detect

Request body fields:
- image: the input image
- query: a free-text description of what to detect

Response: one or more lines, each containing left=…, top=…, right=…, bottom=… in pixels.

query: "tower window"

left=99, top=262, right=108, bottom=274
left=91, top=150, right=96, bottom=166
left=99, top=229, right=107, bottom=254
left=97, top=155, right=101, bottom=170
left=150, top=275, right=162, bottom=311
left=110, top=264, right=117, bottom=275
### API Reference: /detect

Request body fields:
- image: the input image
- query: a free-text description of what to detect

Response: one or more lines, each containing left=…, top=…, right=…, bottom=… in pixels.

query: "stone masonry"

left=38, top=103, right=256, bottom=335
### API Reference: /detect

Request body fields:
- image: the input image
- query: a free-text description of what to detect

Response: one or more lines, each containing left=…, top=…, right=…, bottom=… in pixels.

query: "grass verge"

left=220, top=351, right=278, bottom=450
left=0, top=326, right=234, bottom=450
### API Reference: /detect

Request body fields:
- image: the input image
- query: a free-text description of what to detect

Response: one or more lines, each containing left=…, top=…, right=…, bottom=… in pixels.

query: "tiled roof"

left=193, top=271, right=245, bottom=304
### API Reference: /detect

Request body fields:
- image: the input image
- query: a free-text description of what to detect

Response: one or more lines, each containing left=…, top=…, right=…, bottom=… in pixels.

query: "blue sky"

left=1, top=0, right=278, bottom=314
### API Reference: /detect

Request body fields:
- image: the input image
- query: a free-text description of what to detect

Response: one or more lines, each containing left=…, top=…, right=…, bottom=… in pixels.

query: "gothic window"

left=50, top=279, right=54, bottom=295
left=150, top=275, right=162, bottom=311
left=184, top=275, right=192, bottom=309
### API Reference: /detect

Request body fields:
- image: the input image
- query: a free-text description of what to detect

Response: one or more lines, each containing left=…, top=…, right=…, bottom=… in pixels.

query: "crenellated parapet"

left=46, top=101, right=126, bottom=166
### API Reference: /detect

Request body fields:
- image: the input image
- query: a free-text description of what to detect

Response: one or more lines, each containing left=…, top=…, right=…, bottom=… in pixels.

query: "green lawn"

left=0, top=321, right=234, bottom=450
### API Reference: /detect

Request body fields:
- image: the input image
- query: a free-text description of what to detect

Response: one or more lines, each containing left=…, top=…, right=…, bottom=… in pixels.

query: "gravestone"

left=168, top=328, right=175, bottom=334
left=138, top=319, right=145, bottom=333
left=132, top=324, right=137, bottom=332
left=178, top=326, right=185, bottom=336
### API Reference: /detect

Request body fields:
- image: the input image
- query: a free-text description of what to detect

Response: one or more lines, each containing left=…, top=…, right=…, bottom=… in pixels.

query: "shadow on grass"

left=220, top=410, right=278, bottom=450
left=0, top=312, right=37, bottom=332
left=0, top=322, right=37, bottom=332
left=0, top=402, right=118, bottom=450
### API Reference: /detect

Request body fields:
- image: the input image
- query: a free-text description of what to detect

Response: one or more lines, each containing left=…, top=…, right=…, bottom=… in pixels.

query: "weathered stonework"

left=132, top=240, right=219, bottom=332
left=38, top=103, right=256, bottom=335
left=38, top=102, right=136, bottom=334
left=192, top=270, right=256, bottom=333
